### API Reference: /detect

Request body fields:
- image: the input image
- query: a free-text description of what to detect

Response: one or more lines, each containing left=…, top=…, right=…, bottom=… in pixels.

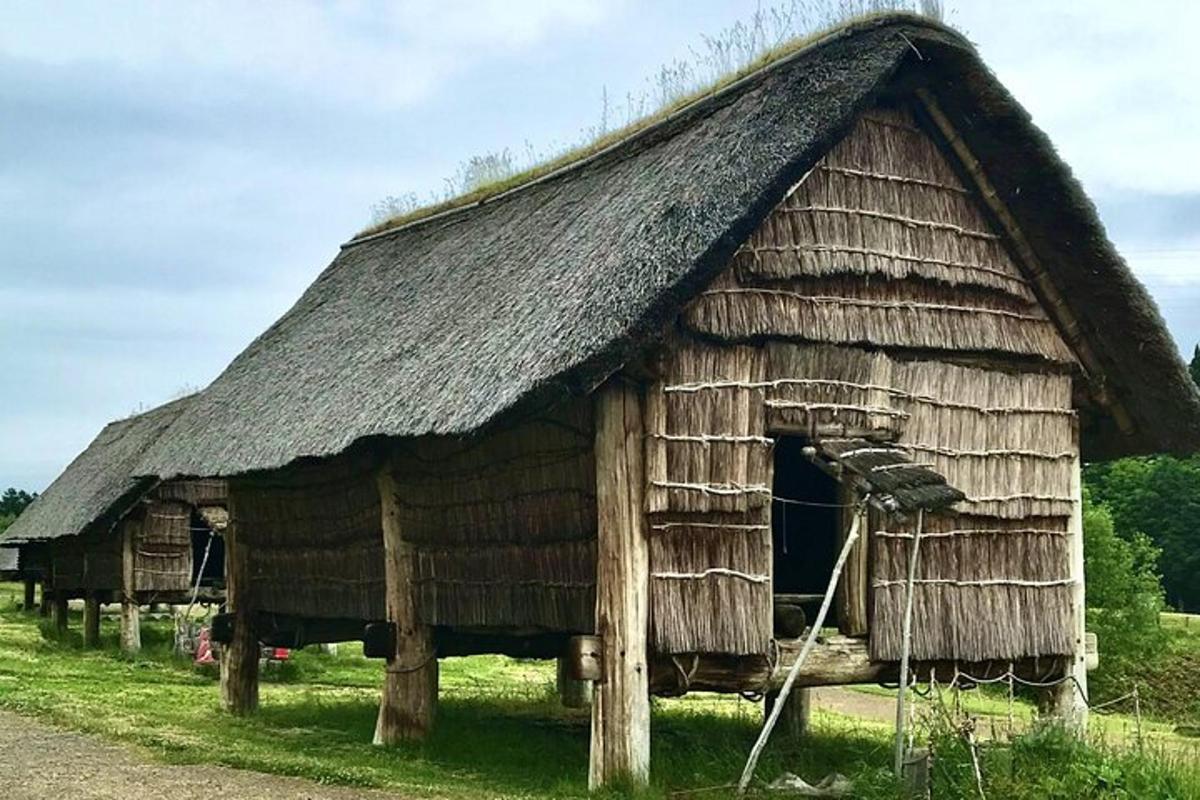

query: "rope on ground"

left=736, top=498, right=867, bottom=796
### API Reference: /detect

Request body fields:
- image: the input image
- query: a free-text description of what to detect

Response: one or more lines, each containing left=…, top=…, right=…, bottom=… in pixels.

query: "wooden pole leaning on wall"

left=589, top=379, right=651, bottom=791
left=374, top=462, right=438, bottom=745
left=1046, top=420, right=1089, bottom=733
left=120, top=520, right=142, bottom=653
left=83, top=592, right=102, bottom=648
left=220, top=499, right=259, bottom=714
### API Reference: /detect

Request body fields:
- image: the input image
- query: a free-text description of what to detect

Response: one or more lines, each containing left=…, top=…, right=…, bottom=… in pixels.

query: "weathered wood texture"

left=83, top=594, right=101, bottom=648
left=838, top=496, right=870, bottom=636
left=120, top=520, right=141, bottom=653
left=589, top=381, right=651, bottom=790
left=765, top=687, right=811, bottom=740
left=220, top=502, right=258, bottom=715
left=557, top=655, right=593, bottom=709
left=374, top=466, right=437, bottom=744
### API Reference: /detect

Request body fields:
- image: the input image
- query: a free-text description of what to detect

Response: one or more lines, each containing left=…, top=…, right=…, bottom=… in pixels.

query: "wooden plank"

left=589, top=380, right=651, bottom=790
left=120, top=519, right=141, bottom=653
left=374, top=463, right=437, bottom=744
left=220, top=497, right=258, bottom=714
left=83, top=593, right=101, bottom=648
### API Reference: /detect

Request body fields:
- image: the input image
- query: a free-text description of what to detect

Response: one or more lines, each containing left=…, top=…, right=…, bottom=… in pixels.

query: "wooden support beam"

left=83, top=593, right=101, bottom=648
left=589, top=380, right=651, bottom=791
left=765, top=688, right=811, bottom=740
left=374, top=464, right=437, bottom=745
left=220, top=502, right=259, bottom=715
left=51, top=592, right=69, bottom=634
left=1046, top=423, right=1089, bottom=731
left=23, top=578, right=35, bottom=612
left=557, top=655, right=593, bottom=709
left=120, top=521, right=141, bottom=653
left=837, top=492, right=870, bottom=637
left=39, top=581, right=50, bottom=617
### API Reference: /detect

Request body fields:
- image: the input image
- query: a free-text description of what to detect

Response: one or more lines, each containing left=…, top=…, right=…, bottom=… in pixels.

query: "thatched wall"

left=233, top=452, right=385, bottom=620
left=47, top=533, right=120, bottom=594
left=392, top=402, right=596, bottom=632
left=132, top=499, right=194, bottom=594
left=646, top=103, right=1079, bottom=663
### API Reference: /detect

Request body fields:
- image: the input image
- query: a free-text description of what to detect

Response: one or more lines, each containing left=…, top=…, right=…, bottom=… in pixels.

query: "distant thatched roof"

left=2, top=397, right=191, bottom=544
left=137, top=15, right=1200, bottom=479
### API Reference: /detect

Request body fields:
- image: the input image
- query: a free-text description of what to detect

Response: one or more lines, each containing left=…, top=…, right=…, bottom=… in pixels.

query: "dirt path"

left=0, top=710, right=409, bottom=800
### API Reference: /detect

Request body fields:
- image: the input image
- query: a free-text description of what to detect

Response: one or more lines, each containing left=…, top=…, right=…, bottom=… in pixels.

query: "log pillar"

left=589, top=380, right=651, bottom=790
left=557, top=655, right=593, bottom=709
left=765, top=688, right=811, bottom=740
left=23, top=578, right=35, bottom=612
left=83, top=593, right=102, bottom=648
left=39, top=581, right=51, bottom=617
left=220, top=503, right=259, bottom=714
left=374, top=464, right=437, bottom=744
left=1047, top=428, right=1089, bottom=732
left=51, top=592, right=69, bottom=634
left=120, top=521, right=141, bottom=653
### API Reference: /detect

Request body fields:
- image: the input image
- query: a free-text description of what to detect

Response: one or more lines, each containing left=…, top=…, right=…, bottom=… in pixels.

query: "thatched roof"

left=1, top=397, right=191, bottom=544
left=137, top=15, right=1200, bottom=479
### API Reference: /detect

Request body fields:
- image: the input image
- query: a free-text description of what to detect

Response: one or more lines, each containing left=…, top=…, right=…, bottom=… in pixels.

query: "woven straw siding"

left=392, top=401, right=597, bottom=631
left=646, top=343, right=771, bottom=514
left=870, top=515, right=1074, bottom=661
left=153, top=478, right=227, bottom=506
left=648, top=510, right=772, bottom=654
left=135, top=499, right=193, bottom=593
left=234, top=452, right=385, bottom=621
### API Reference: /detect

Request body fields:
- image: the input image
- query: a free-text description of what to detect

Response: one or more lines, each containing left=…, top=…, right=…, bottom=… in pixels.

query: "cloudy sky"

left=3, top=1, right=1198, bottom=492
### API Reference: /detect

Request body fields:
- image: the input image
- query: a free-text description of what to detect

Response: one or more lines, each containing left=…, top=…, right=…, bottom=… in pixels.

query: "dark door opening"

left=772, top=437, right=841, bottom=635
left=190, top=512, right=225, bottom=587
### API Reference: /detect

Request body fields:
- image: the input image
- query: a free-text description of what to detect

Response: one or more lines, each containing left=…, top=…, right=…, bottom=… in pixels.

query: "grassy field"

left=0, top=583, right=1196, bottom=799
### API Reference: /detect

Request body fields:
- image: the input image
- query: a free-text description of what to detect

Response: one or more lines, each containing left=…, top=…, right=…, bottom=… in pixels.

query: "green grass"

left=0, top=582, right=1196, bottom=799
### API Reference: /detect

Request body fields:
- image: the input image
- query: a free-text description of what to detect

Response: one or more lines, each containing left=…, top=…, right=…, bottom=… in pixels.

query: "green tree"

left=1191, top=344, right=1200, bottom=387
left=0, top=488, right=36, bottom=518
left=1083, top=492, right=1167, bottom=700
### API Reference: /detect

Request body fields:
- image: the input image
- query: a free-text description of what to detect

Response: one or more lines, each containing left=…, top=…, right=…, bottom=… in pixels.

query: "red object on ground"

left=271, top=647, right=290, bottom=660
left=194, top=627, right=216, bottom=665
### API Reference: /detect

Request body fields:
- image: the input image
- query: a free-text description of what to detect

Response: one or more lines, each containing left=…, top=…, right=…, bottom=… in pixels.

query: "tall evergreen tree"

left=1190, top=344, right=1200, bottom=388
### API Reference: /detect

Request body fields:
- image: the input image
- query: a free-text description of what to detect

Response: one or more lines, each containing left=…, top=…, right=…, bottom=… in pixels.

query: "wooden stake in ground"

left=120, top=520, right=141, bottom=653
left=374, top=464, right=437, bottom=745
left=83, top=593, right=101, bottom=648
left=589, top=380, right=651, bottom=791
left=220, top=502, right=259, bottom=714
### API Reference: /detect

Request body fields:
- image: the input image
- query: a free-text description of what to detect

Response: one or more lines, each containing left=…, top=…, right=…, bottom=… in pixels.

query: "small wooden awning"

left=816, top=438, right=964, bottom=512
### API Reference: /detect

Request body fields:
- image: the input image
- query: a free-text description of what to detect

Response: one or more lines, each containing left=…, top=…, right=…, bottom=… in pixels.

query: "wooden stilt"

left=52, top=592, right=69, bottom=634
left=23, top=578, right=35, bottom=612
left=39, top=581, right=51, bottom=617
left=83, top=593, right=102, bottom=648
left=765, top=687, right=811, bottom=740
left=557, top=655, right=593, bottom=709
left=120, top=522, right=141, bottom=653
left=220, top=504, right=259, bottom=714
left=589, top=380, right=651, bottom=791
left=374, top=464, right=437, bottom=745
left=1047, top=424, right=1089, bottom=732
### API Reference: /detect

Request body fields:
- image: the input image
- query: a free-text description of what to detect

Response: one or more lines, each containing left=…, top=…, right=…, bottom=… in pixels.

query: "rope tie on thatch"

left=816, top=164, right=970, bottom=193
left=870, top=461, right=936, bottom=472
left=651, top=568, right=770, bottom=585
left=873, top=577, right=1075, bottom=588
left=966, top=493, right=1074, bottom=503
left=699, top=288, right=1049, bottom=322
left=875, top=528, right=1069, bottom=539
left=901, top=443, right=1076, bottom=460
left=764, top=400, right=910, bottom=418
left=650, top=522, right=770, bottom=532
left=650, top=433, right=775, bottom=445
left=782, top=206, right=1002, bottom=240
left=745, top=242, right=1030, bottom=286
left=650, top=480, right=771, bottom=497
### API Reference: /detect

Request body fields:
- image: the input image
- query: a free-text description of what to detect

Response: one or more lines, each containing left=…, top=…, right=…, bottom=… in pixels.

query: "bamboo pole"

left=374, top=463, right=437, bottom=744
left=220, top=501, right=258, bottom=714
left=120, top=520, right=141, bottom=653
left=589, top=380, right=651, bottom=791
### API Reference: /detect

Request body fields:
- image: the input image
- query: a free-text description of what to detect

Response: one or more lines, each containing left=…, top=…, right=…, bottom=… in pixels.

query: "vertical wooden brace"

left=589, top=380, right=651, bottom=790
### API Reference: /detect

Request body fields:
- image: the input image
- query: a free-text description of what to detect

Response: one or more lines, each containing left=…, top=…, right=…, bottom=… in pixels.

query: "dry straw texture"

left=132, top=499, right=194, bottom=594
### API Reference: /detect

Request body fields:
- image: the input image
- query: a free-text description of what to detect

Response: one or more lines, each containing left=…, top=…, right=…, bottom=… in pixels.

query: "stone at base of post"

left=120, top=598, right=141, bottom=653
left=557, top=655, right=593, bottom=709
left=220, top=615, right=260, bottom=715
left=39, top=582, right=51, bottom=617
left=83, top=594, right=101, bottom=648
left=23, top=578, right=35, bottom=612
left=765, top=687, right=811, bottom=740
left=52, top=593, right=69, bottom=633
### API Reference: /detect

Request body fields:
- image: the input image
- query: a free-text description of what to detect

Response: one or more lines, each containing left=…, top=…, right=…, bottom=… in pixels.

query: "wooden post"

left=83, top=593, right=102, bottom=648
left=23, top=578, right=35, bottom=612
left=39, top=580, right=51, bottom=617
left=837, top=492, right=869, bottom=636
left=1047, top=424, right=1089, bottom=732
left=374, top=464, right=437, bottom=744
left=52, top=592, right=69, bottom=634
left=120, top=521, right=141, bottom=653
left=765, top=688, right=811, bottom=740
left=220, top=501, right=259, bottom=714
left=557, top=655, right=593, bottom=709
left=589, top=380, right=651, bottom=790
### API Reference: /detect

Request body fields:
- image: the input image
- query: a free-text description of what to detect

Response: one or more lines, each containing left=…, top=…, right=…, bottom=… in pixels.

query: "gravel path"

left=0, top=710, right=409, bottom=800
